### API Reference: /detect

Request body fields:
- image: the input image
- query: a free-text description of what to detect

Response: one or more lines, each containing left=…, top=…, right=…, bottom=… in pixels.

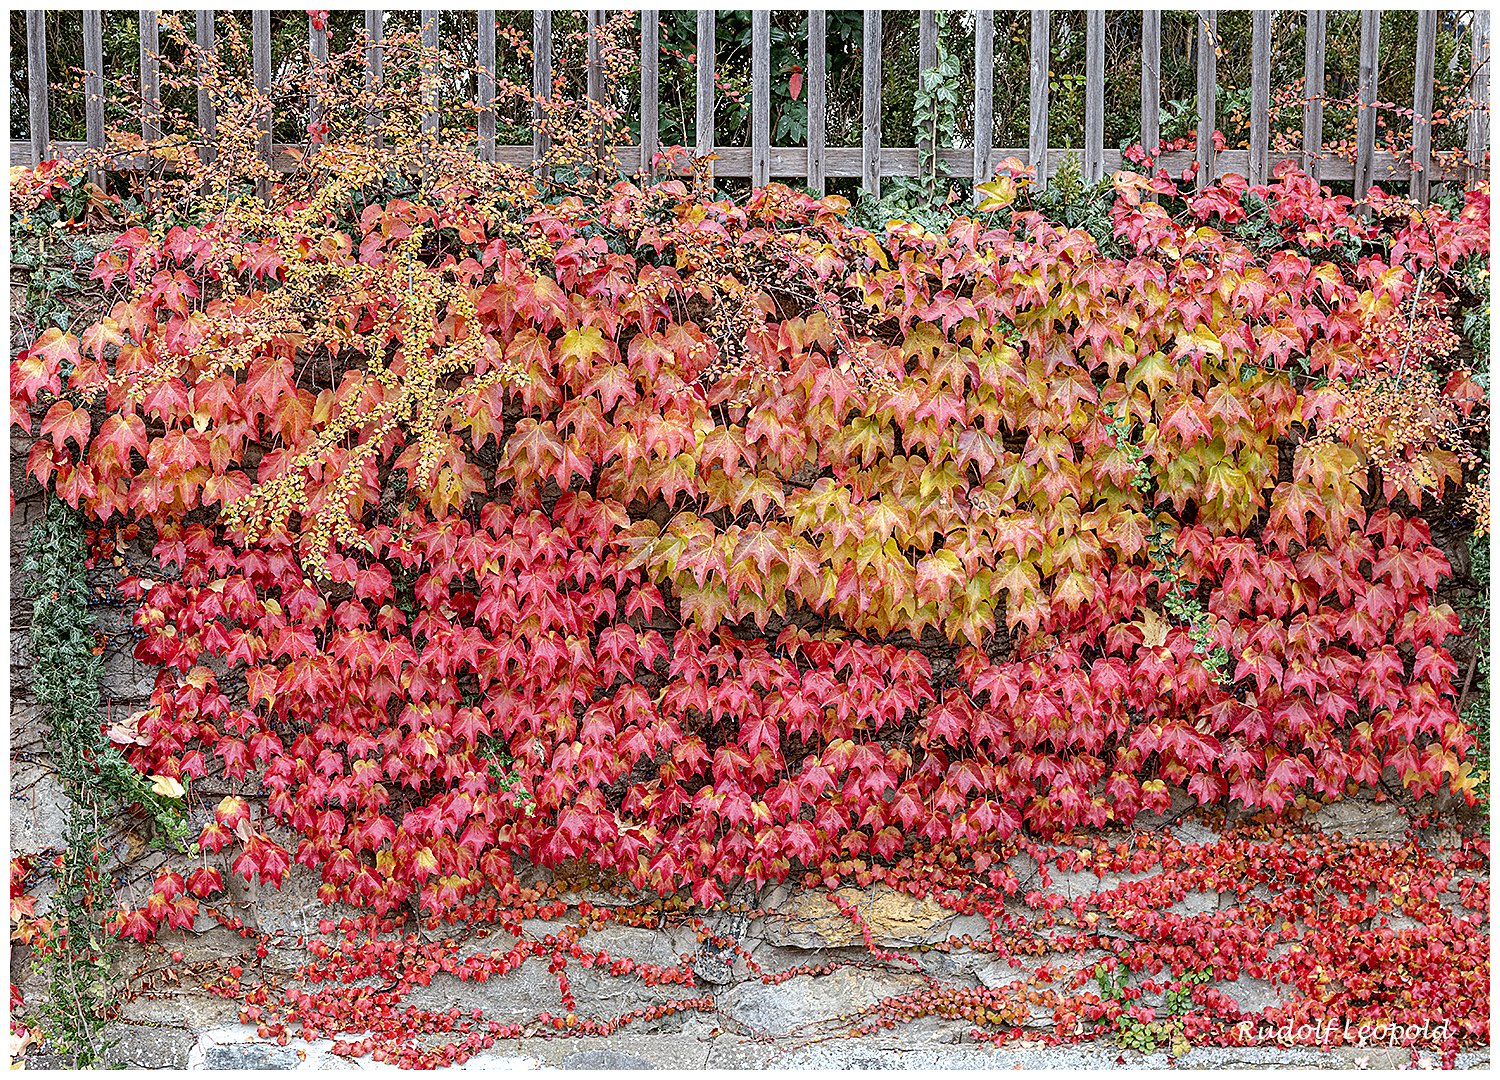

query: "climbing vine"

left=7, top=13, right=1490, bottom=1068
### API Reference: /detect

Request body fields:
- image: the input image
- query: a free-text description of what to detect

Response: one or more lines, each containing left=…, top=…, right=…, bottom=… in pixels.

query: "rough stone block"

left=753, top=885, right=954, bottom=949
left=10, top=766, right=68, bottom=853
left=718, top=966, right=926, bottom=1037
left=103, top=1024, right=197, bottom=1069
left=1310, top=799, right=1407, bottom=844
left=192, top=1027, right=302, bottom=1070
left=559, top=1048, right=656, bottom=1069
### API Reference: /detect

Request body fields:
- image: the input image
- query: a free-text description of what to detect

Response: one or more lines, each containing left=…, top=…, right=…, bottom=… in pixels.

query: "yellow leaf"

left=975, top=176, right=1018, bottom=211
left=1138, top=608, right=1170, bottom=648
left=150, top=775, right=185, bottom=799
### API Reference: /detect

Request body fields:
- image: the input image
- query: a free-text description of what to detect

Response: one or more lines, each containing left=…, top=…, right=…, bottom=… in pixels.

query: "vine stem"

left=1456, top=641, right=1482, bottom=718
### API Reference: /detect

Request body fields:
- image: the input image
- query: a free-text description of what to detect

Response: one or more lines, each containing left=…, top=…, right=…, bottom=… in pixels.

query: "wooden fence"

left=14, top=9, right=1493, bottom=203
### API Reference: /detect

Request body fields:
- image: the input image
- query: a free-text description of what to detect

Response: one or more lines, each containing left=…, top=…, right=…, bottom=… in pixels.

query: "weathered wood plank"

left=1410, top=9, right=1437, bottom=203
left=1248, top=10, right=1271, bottom=184
left=696, top=10, right=715, bottom=167
left=640, top=10, right=658, bottom=174
left=1354, top=9, right=1380, bottom=199
left=918, top=10, right=937, bottom=167
left=141, top=9, right=161, bottom=143
left=12, top=138, right=1455, bottom=186
left=863, top=9, right=883, bottom=197
left=1303, top=10, right=1325, bottom=181
left=26, top=11, right=50, bottom=165
left=533, top=11, right=551, bottom=160
left=478, top=10, right=496, bottom=162
left=973, top=9, right=994, bottom=190
left=365, top=10, right=383, bottom=139
left=1195, top=10, right=1216, bottom=188
left=84, top=10, right=105, bottom=180
left=195, top=11, right=215, bottom=165
left=752, top=9, right=771, bottom=186
left=1469, top=10, right=1489, bottom=187
left=587, top=11, right=604, bottom=105
left=310, top=11, right=328, bottom=126
left=1029, top=10, right=1049, bottom=179
left=253, top=9, right=272, bottom=172
left=1141, top=10, right=1161, bottom=157
left=808, top=9, right=827, bottom=193
left=1084, top=11, right=1105, bottom=183
left=421, top=10, right=440, bottom=136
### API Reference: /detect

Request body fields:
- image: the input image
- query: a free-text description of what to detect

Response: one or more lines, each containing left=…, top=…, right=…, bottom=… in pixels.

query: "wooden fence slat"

left=1410, top=9, right=1437, bottom=203
left=1195, top=10, right=1216, bottom=189
left=640, top=11, right=658, bottom=174
left=26, top=10, right=49, bottom=164
left=917, top=10, right=937, bottom=168
left=973, top=9, right=994, bottom=190
left=253, top=9, right=272, bottom=177
left=1084, top=11, right=1105, bottom=183
left=366, top=10, right=383, bottom=140
left=1354, top=9, right=1380, bottom=200
left=421, top=10, right=440, bottom=136
left=85, top=10, right=105, bottom=178
left=1248, top=10, right=1271, bottom=184
left=696, top=11, right=715, bottom=172
left=752, top=10, right=771, bottom=186
left=195, top=11, right=215, bottom=166
left=1141, top=11, right=1161, bottom=158
left=1029, top=10, right=1049, bottom=179
left=587, top=11, right=604, bottom=105
left=533, top=11, right=551, bottom=161
left=82, top=13, right=103, bottom=137
left=478, top=10, right=496, bottom=162
left=808, top=10, right=827, bottom=194
left=1469, top=10, right=1489, bottom=187
left=310, top=12, right=328, bottom=127
left=141, top=10, right=161, bottom=144
left=863, top=10, right=883, bottom=197
left=1303, top=10, right=1325, bottom=181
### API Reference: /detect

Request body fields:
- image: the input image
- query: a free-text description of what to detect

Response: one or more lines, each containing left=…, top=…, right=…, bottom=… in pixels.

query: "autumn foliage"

left=8, top=17, right=1490, bottom=1063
